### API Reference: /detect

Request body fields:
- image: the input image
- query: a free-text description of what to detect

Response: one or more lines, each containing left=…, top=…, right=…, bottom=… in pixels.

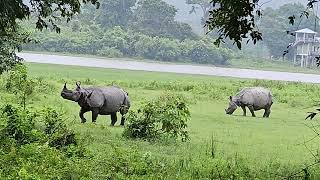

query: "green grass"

left=229, top=57, right=320, bottom=74
left=5, top=62, right=320, bottom=178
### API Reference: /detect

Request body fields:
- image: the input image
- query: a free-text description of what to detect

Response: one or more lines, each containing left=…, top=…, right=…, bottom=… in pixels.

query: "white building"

left=293, top=28, right=320, bottom=67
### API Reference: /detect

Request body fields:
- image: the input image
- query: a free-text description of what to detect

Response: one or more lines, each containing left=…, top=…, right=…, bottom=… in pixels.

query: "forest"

left=21, top=1, right=320, bottom=67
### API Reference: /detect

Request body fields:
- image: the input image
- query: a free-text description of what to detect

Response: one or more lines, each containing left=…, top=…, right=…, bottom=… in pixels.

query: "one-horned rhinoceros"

left=61, top=82, right=131, bottom=126
left=225, top=87, right=273, bottom=118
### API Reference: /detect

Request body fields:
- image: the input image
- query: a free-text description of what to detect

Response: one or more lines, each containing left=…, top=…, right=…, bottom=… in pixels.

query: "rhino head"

left=225, top=96, right=238, bottom=115
left=61, top=82, right=84, bottom=102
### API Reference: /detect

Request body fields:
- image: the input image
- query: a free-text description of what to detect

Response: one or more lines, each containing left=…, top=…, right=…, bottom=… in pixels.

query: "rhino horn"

left=64, top=83, right=67, bottom=89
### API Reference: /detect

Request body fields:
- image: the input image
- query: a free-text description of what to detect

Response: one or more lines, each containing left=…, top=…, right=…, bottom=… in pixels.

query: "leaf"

left=236, top=41, right=242, bottom=49
left=288, top=15, right=295, bottom=25
left=306, top=112, right=317, bottom=120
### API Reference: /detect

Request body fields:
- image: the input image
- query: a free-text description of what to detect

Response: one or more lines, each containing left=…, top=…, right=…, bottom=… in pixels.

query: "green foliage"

left=94, top=0, right=136, bottom=29
left=0, top=104, right=88, bottom=179
left=185, top=39, right=229, bottom=64
left=261, top=4, right=317, bottom=58
left=4, top=64, right=36, bottom=109
left=0, top=28, right=28, bottom=74
left=123, top=92, right=190, bottom=141
left=0, top=0, right=100, bottom=76
left=97, top=47, right=123, bottom=58
left=206, top=1, right=262, bottom=49
left=131, top=0, right=196, bottom=40
left=24, top=26, right=232, bottom=65
left=41, top=108, right=80, bottom=155
left=1, top=105, right=39, bottom=145
left=0, top=0, right=100, bottom=34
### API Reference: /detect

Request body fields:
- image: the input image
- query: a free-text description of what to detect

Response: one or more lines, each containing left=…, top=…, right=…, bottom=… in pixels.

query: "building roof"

left=295, top=28, right=317, bottom=34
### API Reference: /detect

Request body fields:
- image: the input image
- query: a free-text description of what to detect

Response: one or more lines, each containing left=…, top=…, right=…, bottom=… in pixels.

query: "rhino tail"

left=268, top=92, right=273, bottom=106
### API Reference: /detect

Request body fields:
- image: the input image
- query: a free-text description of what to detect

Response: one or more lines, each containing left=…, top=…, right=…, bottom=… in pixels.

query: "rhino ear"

left=87, top=91, right=93, bottom=99
left=63, top=83, right=67, bottom=90
left=76, top=81, right=81, bottom=88
left=229, top=96, right=232, bottom=101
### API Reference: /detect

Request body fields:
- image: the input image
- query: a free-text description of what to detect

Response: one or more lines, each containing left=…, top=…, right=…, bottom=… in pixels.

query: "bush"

left=97, top=47, right=123, bottom=58
left=186, top=40, right=229, bottom=65
left=1, top=105, right=40, bottom=145
left=24, top=26, right=233, bottom=65
left=4, top=64, right=36, bottom=109
left=123, top=92, right=190, bottom=141
left=99, top=26, right=129, bottom=55
left=153, top=37, right=181, bottom=61
left=0, top=104, right=88, bottom=179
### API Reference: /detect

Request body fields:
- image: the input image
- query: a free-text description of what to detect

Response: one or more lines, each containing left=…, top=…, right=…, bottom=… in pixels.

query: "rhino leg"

left=111, top=112, right=117, bottom=126
left=120, top=116, right=125, bottom=126
left=91, top=108, right=99, bottom=123
left=263, top=107, right=271, bottom=118
left=247, top=105, right=256, bottom=117
left=79, top=108, right=89, bottom=123
left=240, top=105, right=246, bottom=116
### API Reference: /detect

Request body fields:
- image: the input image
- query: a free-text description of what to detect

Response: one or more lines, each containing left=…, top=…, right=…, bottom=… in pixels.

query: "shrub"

left=97, top=47, right=123, bottom=58
left=153, top=37, right=181, bottom=62
left=0, top=104, right=88, bottom=178
left=1, top=104, right=40, bottom=145
left=99, top=26, right=129, bottom=55
left=123, top=92, right=190, bottom=141
left=4, top=64, right=36, bottom=109
left=186, top=40, right=228, bottom=65
left=24, top=26, right=232, bottom=65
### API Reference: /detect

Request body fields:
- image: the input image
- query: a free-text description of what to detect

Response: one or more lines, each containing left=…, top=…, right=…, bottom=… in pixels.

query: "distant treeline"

left=21, top=0, right=234, bottom=65
left=23, top=26, right=232, bottom=65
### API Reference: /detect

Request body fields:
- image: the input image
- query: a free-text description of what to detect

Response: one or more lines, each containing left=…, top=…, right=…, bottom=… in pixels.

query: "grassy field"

left=2, top=62, right=320, bottom=179
left=229, top=57, right=320, bottom=74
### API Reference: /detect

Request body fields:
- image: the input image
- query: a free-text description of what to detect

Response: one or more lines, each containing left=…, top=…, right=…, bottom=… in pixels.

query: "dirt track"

left=19, top=52, right=320, bottom=83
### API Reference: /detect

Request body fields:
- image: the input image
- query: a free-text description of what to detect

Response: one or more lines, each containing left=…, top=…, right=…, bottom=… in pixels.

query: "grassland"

left=2, top=62, right=320, bottom=179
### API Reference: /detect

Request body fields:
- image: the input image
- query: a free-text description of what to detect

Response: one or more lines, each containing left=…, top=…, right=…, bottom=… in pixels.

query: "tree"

left=1, top=0, right=100, bottom=33
left=260, top=3, right=317, bottom=58
left=0, top=29, right=28, bottom=74
left=130, top=0, right=196, bottom=40
left=94, top=0, right=136, bottom=29
left=205, top=0, right=318, bottom=49
left=0, top=0, right=100, bottom=74
left=186, top=0, right=212, bottom=34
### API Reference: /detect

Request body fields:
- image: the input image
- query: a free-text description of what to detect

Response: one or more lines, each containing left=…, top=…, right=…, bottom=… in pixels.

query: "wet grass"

left=12, top=62, right=320, bottom=178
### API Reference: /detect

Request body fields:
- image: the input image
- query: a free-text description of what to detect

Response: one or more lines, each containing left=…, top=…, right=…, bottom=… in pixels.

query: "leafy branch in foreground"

left=205, top=0, right=262, bottom=49
left=306, top=109, right=320, bottom=120
left=0, top=0, right=100, bottom=34
left=206, top=0, right=320, bottom=49
left=0, top=0, right=100, bottom=74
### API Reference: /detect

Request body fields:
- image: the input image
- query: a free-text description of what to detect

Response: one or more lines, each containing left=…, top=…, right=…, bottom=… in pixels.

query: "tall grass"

left=0, top=63, right=319, bottom=179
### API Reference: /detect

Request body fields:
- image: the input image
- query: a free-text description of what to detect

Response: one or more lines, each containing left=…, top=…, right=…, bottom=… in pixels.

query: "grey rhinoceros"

left=61, top=82, right=131, bottom=126
left=225, top=87, right=273, bottom=118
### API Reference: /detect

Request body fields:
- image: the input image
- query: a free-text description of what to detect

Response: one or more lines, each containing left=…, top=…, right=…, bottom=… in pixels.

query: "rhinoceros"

left=61, top=82, right=131, bottom=126
left=225, top=87, right=273, bottom=118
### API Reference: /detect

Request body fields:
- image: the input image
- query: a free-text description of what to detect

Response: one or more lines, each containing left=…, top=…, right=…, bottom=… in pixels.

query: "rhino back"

left=237, top=87, right=272, bottom=109
left=100, top=87, right=127, bottom=113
